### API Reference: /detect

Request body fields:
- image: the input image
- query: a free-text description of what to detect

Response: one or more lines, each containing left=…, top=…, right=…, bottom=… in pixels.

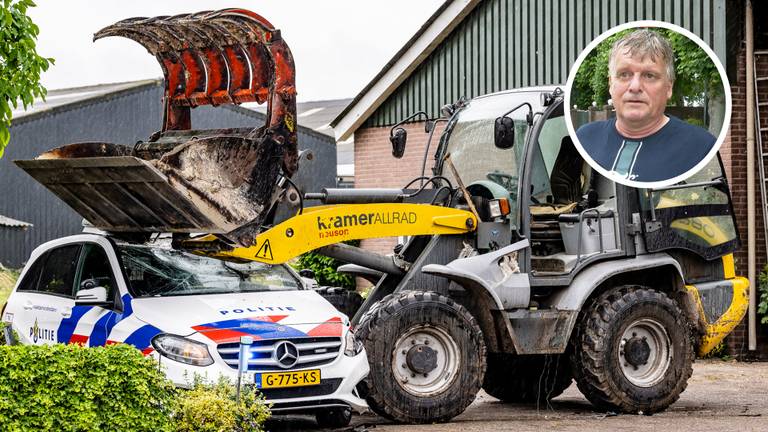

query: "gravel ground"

left=266, top=360, right=768, bottom=432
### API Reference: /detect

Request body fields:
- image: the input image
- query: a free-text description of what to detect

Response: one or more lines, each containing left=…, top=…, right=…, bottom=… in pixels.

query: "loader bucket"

left=14, top=9, right=298, bottom=246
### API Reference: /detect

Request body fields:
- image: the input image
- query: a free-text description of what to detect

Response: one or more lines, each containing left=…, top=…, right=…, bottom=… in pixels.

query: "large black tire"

left=315, top=286, right=364, bottom=318
left=570, top=286, right=694, bottom=414
left=355, top=291, right=486, bottom=424
left=315, top=407, right=352, bottom=429
left=482, top=353, right=572, bottom=404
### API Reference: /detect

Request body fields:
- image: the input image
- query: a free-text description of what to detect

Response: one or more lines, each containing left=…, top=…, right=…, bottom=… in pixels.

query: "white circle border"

left=563, top=20, right=732, bottom=189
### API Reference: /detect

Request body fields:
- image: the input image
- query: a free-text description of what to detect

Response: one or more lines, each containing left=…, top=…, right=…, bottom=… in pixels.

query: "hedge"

left=0, top=343, right=272, bottom=431
left=0, top=344, right=177, bottom=431
left=174, top=378, right=270, bottom=432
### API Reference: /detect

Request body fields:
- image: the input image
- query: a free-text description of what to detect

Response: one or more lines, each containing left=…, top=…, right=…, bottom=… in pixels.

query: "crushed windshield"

left=118, top=245, right=301, bottom=297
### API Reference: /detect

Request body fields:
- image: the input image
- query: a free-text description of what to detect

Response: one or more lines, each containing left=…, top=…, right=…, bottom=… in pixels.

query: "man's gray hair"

left=608, top=29, right=675, bottom=82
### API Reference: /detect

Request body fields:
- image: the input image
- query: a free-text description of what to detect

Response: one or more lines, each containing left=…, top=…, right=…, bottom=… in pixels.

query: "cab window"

left=36, top=245, right=82, bottom=297
left=640, top=156, right=738, bottom=259
left=76, top=244, right=117, bottom=302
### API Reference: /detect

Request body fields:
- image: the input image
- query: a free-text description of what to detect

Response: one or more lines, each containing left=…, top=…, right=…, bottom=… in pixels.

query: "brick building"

left=332, top=0, right=768, bottom=357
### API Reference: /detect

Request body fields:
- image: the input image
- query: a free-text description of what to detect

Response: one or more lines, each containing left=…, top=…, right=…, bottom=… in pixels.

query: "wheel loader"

left=16, top=9, right=748, bottom=425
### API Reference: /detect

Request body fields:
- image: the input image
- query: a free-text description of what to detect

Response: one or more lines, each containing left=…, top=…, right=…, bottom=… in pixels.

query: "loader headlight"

left=344, top=329, right=364, bottom=357
left=488, top=198, right=511, bottom=219
left=152, top=334, right=214, bottom=366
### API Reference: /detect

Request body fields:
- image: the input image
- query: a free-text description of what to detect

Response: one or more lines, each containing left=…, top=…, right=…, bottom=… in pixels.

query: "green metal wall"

left=365, top=0, right=726, bottom=128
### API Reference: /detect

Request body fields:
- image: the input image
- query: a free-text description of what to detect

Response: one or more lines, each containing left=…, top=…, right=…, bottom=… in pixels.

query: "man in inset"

left=576, top=29, right=716, bottom=183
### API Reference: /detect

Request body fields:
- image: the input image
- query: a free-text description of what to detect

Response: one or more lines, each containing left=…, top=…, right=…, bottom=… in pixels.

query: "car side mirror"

left=299, top=269, right=315, bottom=279
left=494, top=116, right=515, bottom=149
left=390, top=127, right=407, bottom=158
left=76, top=286, right=108, bottom=305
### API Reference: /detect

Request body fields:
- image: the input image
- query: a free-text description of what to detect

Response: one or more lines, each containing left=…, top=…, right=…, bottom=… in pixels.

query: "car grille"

left=259, top=378, right=342, bottom=400
left=217, top=337, right=342, bottom=371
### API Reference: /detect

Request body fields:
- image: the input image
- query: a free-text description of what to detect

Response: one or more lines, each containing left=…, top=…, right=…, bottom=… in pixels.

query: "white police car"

left=1, top=232, right=369, bottom=428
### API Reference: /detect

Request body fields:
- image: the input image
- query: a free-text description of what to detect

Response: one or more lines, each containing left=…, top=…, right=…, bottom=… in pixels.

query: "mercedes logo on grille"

left=274, top=341, right=300, bottom=369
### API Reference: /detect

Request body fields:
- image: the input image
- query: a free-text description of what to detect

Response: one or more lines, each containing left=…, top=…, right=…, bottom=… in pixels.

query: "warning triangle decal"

left=255, top=239, right=274, bottom=260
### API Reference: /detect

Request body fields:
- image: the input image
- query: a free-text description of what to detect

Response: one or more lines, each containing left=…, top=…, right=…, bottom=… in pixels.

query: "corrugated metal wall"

left=0, top=228, right=32, bottom=268
left=0, top=84, right=164, bottom=268
left=365, top=0, right=727, bottom=127
left=0, top=83, right=335, bottom=268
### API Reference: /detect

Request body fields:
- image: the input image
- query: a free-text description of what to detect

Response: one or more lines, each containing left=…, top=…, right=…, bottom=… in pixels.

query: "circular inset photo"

left=564, top=21, right=731, bottom=188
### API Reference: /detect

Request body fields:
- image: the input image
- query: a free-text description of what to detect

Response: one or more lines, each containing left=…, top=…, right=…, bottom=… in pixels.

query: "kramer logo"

left=316, top=211, right=417, bottom=230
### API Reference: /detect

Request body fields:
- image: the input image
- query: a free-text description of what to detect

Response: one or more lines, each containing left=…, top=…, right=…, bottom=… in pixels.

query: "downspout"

left=746, top=0, right=757, bottom=351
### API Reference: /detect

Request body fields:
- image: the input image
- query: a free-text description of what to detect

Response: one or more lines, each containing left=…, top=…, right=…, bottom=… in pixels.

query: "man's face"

left=609, top=50, right=673, bottom=128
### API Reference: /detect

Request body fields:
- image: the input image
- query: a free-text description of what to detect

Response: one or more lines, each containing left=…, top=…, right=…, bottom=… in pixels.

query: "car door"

left=3, top=251, right=46, bottom=344
left=72, top=242, right=122, bottom=347
left=11, top=244, right=82, bottom=345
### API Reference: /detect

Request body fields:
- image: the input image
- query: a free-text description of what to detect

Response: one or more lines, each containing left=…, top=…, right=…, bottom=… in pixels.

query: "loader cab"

left=437, top=87, right=739, bottom=285
left=436, top=88, right=625, bottom=278
left=518, top=93, right=627, bottom=282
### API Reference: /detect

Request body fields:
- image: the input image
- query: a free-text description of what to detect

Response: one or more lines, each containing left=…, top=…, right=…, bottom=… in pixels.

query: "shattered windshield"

left=118, top=245, right=301, bottom=297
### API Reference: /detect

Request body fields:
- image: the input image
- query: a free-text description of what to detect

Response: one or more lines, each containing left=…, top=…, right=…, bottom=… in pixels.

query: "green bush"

left=0, top=344, right=177, bottom=431
left=758, top=264, right=768, bottom=324
left=0, top=266, right=19, bottom=306
left=174, top=378, right=270, bottom=432
left=293, top=240, right=360, bottom=289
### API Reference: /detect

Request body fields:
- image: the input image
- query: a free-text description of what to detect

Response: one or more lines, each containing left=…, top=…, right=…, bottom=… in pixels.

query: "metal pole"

left=236, top=336, right=254, bottom=402
left=746, top=0, right=757, bottom=352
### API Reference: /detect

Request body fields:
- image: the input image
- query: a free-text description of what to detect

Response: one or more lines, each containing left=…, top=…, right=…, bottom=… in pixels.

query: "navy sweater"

left=576, top=116, right=716, bottom=182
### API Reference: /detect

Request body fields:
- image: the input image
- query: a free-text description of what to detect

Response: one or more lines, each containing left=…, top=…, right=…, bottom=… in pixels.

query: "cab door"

left=639, top=156, right=739, bottom=259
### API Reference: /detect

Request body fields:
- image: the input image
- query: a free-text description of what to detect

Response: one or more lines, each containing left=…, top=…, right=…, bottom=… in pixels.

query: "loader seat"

left=549, top=136, right=583, bottom=204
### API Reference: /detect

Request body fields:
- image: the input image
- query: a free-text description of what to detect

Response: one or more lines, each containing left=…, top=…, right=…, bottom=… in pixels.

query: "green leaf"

left=0, top=0, right=52, bottom=158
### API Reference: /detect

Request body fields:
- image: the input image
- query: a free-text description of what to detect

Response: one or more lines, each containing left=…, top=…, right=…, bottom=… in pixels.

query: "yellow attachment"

left=685, top=277, right=749, bottom=356
left=722, top=253, right=736, bottom=279
left=189, top=203, right=477, bottom=264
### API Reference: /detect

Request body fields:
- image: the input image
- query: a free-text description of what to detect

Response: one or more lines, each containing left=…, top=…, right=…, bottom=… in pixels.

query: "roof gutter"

left=331, top=0, right=481, bottom=141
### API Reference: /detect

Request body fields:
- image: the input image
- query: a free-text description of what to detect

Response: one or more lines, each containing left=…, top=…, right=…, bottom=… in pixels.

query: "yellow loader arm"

left=180, top=203, right=477, bottom=264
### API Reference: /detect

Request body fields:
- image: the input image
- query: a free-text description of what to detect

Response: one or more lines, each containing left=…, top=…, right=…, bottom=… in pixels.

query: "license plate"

left=255, top=369, right=321, bottom=389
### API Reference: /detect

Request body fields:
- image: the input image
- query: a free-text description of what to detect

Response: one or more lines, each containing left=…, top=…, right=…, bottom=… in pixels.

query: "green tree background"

left=0, top=0, right=52, bottom=158
left=571, top=28, right=723, bottom=110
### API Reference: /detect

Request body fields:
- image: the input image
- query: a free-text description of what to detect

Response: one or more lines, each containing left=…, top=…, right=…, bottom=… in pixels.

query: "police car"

left=1, top=232, right=369, bottom=428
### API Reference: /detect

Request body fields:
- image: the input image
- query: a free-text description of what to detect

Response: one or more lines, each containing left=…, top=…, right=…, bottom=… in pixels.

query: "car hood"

left=130, top=290, right=345, bottom=343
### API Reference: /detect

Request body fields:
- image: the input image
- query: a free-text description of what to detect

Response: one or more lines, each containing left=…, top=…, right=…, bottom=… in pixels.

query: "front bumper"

left=152, top=346, right=369, bottom=414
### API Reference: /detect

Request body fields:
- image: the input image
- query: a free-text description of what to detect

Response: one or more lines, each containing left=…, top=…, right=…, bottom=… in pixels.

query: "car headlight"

left=344, top=329, right=364, bottom=357
left=151, top=334, right=214, bottom=366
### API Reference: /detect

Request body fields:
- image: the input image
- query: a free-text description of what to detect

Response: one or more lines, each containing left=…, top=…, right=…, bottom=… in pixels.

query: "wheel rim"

left=392, top=325, right=461, bottom=396
left=618, top=318, right=673, bottom=387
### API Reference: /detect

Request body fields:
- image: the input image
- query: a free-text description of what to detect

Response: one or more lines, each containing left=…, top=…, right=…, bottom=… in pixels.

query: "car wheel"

left=355, top=290, right=485, bottom=424
left=315, top=407, right=352, bottom=429
left=570, top=285, right=694, bottom=413
left=482, top=353, right=572, bottom=404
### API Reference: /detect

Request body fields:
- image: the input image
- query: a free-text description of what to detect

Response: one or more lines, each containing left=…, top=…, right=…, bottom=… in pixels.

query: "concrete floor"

left=266, top=360, right=768, bottom=432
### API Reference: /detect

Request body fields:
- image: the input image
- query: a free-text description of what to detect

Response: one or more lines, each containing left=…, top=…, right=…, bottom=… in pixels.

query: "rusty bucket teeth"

left=15, top=9, right=298, bottom=246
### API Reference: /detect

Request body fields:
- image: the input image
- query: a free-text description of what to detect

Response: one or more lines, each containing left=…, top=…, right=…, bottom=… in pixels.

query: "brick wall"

left=722, top=44, right=768, bottom=359
left=354, top=121, right=445, bottom=256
